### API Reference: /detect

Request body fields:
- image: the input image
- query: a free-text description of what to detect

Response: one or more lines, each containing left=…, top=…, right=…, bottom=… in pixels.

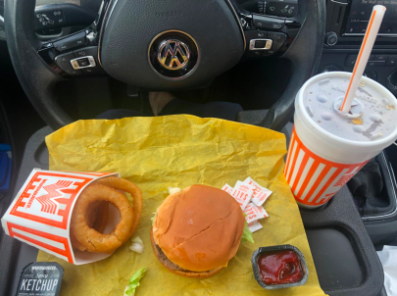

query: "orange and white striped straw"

left=341, top=5, right=386, bottom=113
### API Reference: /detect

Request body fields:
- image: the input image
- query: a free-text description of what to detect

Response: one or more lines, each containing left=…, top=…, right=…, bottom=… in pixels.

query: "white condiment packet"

left=248, top=221, right=263, bottom=233
left=234, top=180, right=254, bottom=193
left=244, top=202, right=269, bottom=223
left=243, top=177, right=273, bottom=207
left=222, top=182, right=252, bottom=210
left=222, top=183, right=234, bottom=195
left=234, top=180, right=255, bottom=205
left=233, top=182, right=253, bottom=210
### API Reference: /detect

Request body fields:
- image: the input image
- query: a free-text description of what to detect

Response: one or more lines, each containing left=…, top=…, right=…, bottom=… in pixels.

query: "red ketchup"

left=258, top=250, right=303, bottom=285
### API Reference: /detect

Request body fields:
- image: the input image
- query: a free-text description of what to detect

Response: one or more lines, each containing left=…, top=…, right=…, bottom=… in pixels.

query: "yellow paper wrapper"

left=37, top=115, right=327, bottom=296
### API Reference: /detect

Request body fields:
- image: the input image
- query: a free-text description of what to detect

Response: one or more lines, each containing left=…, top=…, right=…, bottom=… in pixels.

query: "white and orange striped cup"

left=285, top=72, right=397, bottom=209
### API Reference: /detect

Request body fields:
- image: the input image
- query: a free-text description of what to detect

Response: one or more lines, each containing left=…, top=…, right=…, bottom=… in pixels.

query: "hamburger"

left=151, top=184, right=253, bottom=278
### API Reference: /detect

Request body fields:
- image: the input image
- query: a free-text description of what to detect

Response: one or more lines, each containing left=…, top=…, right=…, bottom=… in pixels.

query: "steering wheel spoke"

left=5, top=0, right=75, bottom=129
left=233, top=0, right=302, bottom=61
left=37, top=27, right=106, bottom=77
left=236, top=0, right=325, bottom=131
left=5, top=0, right=110, bottom=129
left=36, top=0, right=113, bottom=78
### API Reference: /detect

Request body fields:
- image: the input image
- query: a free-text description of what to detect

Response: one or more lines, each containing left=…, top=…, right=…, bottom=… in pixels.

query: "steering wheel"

left=5, top=0, right=325, bottom=131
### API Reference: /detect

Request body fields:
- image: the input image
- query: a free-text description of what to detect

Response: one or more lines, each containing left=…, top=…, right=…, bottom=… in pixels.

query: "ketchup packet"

left=248, top=221, right=263, bottom=233
left=244, top=202, right=269, bottom=223
left=243, top=177, right=272, bottom=207
left=17, top=262, right=63, bottom=296
left=222, top=183, right=252, bottom=210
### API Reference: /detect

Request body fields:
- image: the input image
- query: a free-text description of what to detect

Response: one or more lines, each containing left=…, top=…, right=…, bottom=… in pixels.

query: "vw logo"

left=157, top=39, right=190, bottom=71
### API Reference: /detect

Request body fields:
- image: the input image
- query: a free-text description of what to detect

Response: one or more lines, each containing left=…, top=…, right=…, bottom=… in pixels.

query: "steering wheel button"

left=255, top=40, right=267, bottom=48
left=54, top=52, right=82, bottom=75
left=73, top=46, right=99, bottom=61
left=53, top=31, right=86, bottom=52
left=267, top=32, right=287, bottom=51
left=249, top=39, right=273, bottom=50
left=252, top=14, right=284, bottom=30
left=77, top=58, right=90, bottom=67
left=75, top=50, right=87, bottom=57
left=256, top=31, right=268, bottom=38
left=70, top=56, right=96, bottom=70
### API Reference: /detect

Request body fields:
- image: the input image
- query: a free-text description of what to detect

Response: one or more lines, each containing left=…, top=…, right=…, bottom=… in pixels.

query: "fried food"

left=70, top=176, right=143, bottom=254
left=71, top=201, right=109, bottom=252
left=91, top=201, right=110, bottom=234
left=97, top=176, right=143, bottom=236
left=71, top=233, right=86, bottom=252
left=71, top=183, right=134, bottom=253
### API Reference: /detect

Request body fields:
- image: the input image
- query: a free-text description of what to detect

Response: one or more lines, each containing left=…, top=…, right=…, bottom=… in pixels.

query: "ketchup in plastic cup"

left=258, top=250, right=303, bottom=285
left=251, top=245, right=308, bottom=289
left=285, top=72, right=397, bottom=209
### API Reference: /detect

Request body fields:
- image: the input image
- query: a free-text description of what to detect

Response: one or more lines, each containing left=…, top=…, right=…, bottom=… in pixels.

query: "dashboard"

left=345, top=0, right=397, bottom=36
left=319, top=0, right=397, bottom=97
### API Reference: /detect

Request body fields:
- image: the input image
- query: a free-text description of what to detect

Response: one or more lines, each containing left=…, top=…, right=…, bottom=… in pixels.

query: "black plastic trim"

left=301, top=186, right=384, bottom=296
left=5, top=0, right=72, bottom=130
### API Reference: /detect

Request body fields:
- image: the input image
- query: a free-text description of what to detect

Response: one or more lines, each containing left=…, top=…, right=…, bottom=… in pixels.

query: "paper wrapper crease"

left=38, top=115, right=327, bottom=296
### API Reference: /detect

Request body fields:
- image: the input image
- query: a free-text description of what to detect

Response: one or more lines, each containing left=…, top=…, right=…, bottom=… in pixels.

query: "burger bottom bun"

left=150, top=229, right=223, bottom=278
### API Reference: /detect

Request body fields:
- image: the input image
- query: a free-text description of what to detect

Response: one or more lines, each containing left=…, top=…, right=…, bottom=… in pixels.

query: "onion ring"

left=71, top=201, right=109, bottom=251
left=71, top=202, right=99, bottom=252
left=97, top=176, right=143, bottom=237
left=71, top=183, right=134, bottom=253
left=71, top=233, right=87, bottom=252
left=92, top=201, right=109, bottom=233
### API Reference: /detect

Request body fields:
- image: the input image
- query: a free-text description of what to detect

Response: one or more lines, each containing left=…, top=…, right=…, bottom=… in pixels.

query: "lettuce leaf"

left=241, top=213, right=254, bottom=243
left=124, top=268, right=146, bottom=296
left=151, top=208, right=159, bottom=226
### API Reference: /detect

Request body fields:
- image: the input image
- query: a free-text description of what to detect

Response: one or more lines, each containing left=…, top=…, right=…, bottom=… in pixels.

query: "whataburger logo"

left=10, top=172, right=94, bottom=229
left=31, top=180, right=73, bottom=214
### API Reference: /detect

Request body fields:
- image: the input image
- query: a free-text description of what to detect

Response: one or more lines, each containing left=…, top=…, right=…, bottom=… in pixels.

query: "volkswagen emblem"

left=149, top=31, right=199, bottom=78
left=157, top=39, right=190, bottom=71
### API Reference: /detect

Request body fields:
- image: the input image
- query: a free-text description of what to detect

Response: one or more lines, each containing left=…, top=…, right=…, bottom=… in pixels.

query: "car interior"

left=0, top=0, right=397, bottom=295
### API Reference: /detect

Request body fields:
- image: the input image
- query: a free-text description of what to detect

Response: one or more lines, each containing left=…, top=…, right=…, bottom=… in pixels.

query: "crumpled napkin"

left=378, top=245, right=397, bottom=296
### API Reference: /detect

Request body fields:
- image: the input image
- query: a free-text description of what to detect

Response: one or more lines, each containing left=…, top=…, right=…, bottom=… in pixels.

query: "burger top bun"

left=153, top=185, right=245, bottom=272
